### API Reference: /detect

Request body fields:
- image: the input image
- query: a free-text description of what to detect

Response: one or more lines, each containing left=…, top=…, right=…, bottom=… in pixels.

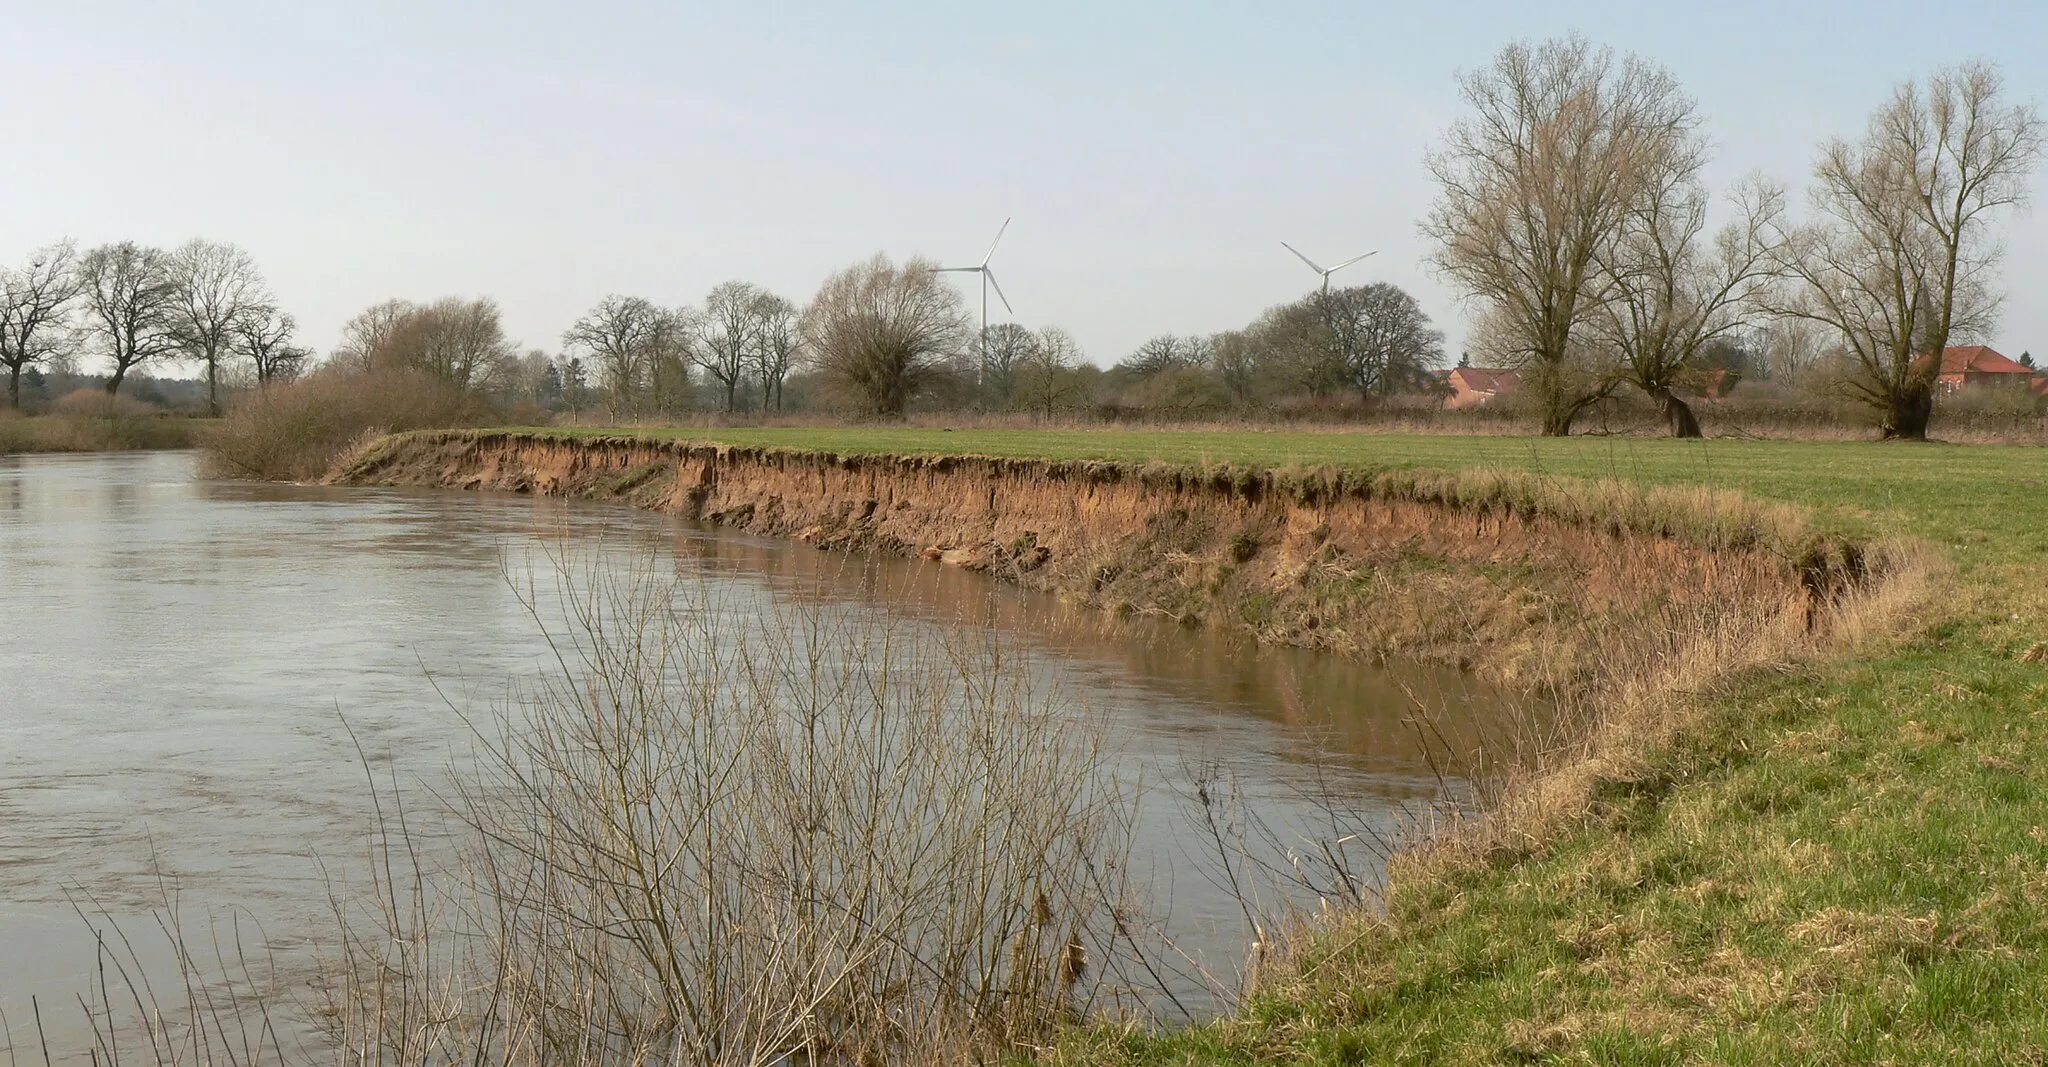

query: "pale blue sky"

left=5, top=1, right=2045, bottom=368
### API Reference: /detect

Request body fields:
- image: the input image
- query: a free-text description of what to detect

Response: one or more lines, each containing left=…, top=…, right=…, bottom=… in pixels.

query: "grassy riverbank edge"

left=330, top=428, right=1880, bottom=698
left=326, top=427, right=2046, bottom=1062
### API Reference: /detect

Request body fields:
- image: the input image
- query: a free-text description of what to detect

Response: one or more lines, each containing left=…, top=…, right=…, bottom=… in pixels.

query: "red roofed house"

left=1694, top=367, right=1738, bottom=402
left=1929, top=345, right=2034, bottom=395
left=1444, top=366, right=1520, bottom=410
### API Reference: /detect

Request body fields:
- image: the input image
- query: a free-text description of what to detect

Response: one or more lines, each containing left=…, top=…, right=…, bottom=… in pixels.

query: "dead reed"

left=316, top=549, right=1138, bottom=1066
left=20, top=549, right=1149, bottom=1067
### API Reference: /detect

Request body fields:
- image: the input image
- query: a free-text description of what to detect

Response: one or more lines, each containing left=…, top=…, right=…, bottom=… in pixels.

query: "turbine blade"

left=980, top=217, right=1012, bottom=267
left=985, top=269, right=1014, bottom=314
left=932, top=266, right=978, bottom=273
left=1329, top=250, right=1380, bottom=272
left=1281, top=241, right=1325, bottom=275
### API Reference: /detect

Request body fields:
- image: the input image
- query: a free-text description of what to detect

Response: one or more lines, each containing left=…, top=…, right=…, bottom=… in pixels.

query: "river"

left=0, top=450, right=1515, bottom=1057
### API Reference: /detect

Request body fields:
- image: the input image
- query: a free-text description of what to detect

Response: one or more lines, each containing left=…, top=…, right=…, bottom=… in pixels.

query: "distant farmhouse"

left=1436, top=365, right=1729, bottom=409
left=1443, top=366, right=1520, bottom=409
left=1919, top=345, right=2048, bottom=405
left=1925, top=345, right=2043, bottom=398
left=1434, top=347, right=2048, bottom=414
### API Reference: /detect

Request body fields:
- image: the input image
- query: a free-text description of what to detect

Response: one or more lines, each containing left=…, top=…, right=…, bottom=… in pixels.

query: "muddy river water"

left=0, top=451, right=1518, bottom=1055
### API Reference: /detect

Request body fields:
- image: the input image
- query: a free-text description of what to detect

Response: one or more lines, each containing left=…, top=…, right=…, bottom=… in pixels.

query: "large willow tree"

left=1771, top=61, right=2042, bottom=440
left=1425, top=37, right=1702, bottom=436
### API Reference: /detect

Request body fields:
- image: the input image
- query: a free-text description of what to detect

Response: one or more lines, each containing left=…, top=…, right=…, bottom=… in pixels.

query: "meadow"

left=513, top=425, right=2048, bottom=1064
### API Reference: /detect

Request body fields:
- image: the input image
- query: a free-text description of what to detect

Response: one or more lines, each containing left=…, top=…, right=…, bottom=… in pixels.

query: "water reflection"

left=664, top=523, right=1508, bottom=782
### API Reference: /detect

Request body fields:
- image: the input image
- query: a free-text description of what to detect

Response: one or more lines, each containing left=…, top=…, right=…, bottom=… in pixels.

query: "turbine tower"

left=934, top=219, right=1014, bottom=384
left=1281, top=241, right=1377, bottom=296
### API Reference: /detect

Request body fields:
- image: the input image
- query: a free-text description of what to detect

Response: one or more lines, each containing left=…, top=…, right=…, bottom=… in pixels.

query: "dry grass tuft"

left=1787, top=907, right=1944, bottom=960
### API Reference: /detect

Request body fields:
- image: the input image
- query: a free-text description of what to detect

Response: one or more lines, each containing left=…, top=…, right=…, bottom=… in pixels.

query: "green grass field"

left=530, top=427, right=2048, bottom=1063
left=530, top=426, right=2046, bottom=562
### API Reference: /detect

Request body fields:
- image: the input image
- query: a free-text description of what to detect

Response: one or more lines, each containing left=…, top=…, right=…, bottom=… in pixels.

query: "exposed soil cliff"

left=331, top=430, right=1875, bottom=694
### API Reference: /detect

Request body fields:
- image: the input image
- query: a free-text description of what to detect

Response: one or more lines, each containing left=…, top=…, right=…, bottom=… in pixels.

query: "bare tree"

left=333, top=299, right=416, bottom=372
left=1770, top=61, right=2042, bottom=439
left=79, top=242, right=180, bottom=395
left=1323, top=283, right=1447, bottom=402
left=696, top=281, right=763, bottom=413
left=1597, top=176, right=1783, bottom=437
left=1425, top=37, right=1701, bottom=435
left=1239, top=301, right=1338, bottom=396
left=233, top=305, right=310, bottom=386
left=1755, top=316, right=1831, bottom=382
left=648, top=310, right=695, bottom=415
left=977, top=322, right=1038, bottom=406
left=0, top=241, right=81, bottom=408
left=750, top=291, right=800, bottom=413
left=372, top=297, right=517, bottom=389
left=1208, top=330, right=1258, bottom=408
left=494, top=348, right=560, bottom=408
left=168, top=239, right=272, bottom=416
left=562, top=295, right=667, bottom=413
left=1015, top=326, right=1085, bottom=419
left=801, top=254, right=968, bottom=417
left=1119, top=334, right=1211, bottom=377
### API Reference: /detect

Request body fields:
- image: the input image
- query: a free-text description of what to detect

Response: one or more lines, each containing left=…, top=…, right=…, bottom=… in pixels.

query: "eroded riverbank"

left=334, top=429, right=1877, bottom=697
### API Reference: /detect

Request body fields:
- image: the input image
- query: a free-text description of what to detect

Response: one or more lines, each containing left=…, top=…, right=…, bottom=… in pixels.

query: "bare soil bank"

left=331, top=431, right=1882, bottom=700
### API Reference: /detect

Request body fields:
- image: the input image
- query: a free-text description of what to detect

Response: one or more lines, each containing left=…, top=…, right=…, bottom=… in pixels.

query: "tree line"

left=1428, top=39, right=2042, bottom=439
left=1078, top=282, right=1446, bottom=418
left=7, top=42, right=2036, bottom=440
left=0, top=240, right=305, bottom=414
left=553, top=256, right=1093, bottom=419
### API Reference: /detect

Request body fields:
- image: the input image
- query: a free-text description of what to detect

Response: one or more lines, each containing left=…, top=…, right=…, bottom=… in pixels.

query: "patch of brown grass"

left=0, top=390, right=197, bottom=453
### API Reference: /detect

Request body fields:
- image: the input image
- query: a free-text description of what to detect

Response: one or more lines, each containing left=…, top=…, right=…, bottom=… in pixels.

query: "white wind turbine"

left=934, top=219, right=1014, bottom=383
left=1281, top=241, right=1377, bottom=296
left=1284, top=241, right=1376, bottom=375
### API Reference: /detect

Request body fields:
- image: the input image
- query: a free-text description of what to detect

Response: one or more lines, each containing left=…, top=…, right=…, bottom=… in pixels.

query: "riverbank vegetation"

left=0, top=390, right=203, bottom=454
left=33, top=556, right=1152, bottom=1067
left=203, top=367, right=498, bottom=480
left=321, top=562, right=1137, bottom=1065
left=436, top=424, right=2035, bottom=1062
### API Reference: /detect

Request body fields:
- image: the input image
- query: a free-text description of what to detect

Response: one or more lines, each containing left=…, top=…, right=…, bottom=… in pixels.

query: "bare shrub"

left=51, top=388, right=156, bottom=420
left=203, top=369, right=491, bottom=481
left=321, top=554, right=1134, bottom=1065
